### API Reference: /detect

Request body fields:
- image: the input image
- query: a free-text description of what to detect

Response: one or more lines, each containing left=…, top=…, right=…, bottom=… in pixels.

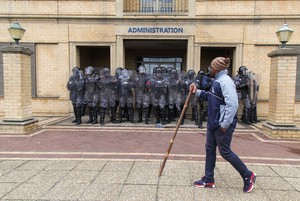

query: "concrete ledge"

left=268, top=48, right=300, bottom=58
left=0, top=45, right=33, bottom=56
left=262, top=122, right=300, bottom=139
left=0, top=118, right=39, bottom=134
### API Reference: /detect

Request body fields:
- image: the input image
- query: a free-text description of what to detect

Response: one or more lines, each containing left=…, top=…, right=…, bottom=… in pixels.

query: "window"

left=137, top=57, right=182, bottom=74
left=0, top=43, right=36, bottom=97
left=124, top=0, right=187, bottom=14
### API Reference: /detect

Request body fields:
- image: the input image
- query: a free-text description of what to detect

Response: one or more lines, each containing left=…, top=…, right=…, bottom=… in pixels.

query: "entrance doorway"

left=124, top=39, right=187, bottom=73
left=137, top=57, right=183, bottom=74
left=78, top=46, right=110, bottom=73
left=201, top=47, right=235, bottom=76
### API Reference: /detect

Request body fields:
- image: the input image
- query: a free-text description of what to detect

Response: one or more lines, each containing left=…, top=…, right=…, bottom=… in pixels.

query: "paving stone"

left=0, top=170, right=38, bottom=183
left=16, top=160, right=52, bottom=171
left=194, top=187, right=231, bottom=201
left=101, top=161, right=134, bottom=172
left=271, top=166, right=300, bottom=178
left=265, top=190, right=300, bottom=201
left=162, top=161, right=190, bottom=174
left=119, top=185, right=157, bottom=201
left=216, top=163, right=240, bottom=177
left=0, top=160, right=26, bottom=172
left=256, top=176, right=294, bottom=190
left=159, top=173, right=191, bottom=186
left=246, top=165, right=278, bottom=177
left=188, top=162, right=205, bottom=174
left=44, top=160, right=81, bottom=171
left=74, top=160, right=107, bottom=171
left=2, top=183, right=52, bottom=200
left=131, top=161, right=160, bottom=173
left=93, top=171, right=129, bottom=184
left=60, top=170, right=98, bottom=184
left=27, top=170, right=68, bottom=185
left=79, top=184, right=123, bottom=201
left=0, top=183, right=19, bottom=198
left=158, top=186, right=194, bottom=201
left=126, top=170, right=159, bottom=185
left=41, top=182, right=89, bottom=200
left=284, top=177, right=300, bottom=191
left=225, top=189, right=269, bottom=201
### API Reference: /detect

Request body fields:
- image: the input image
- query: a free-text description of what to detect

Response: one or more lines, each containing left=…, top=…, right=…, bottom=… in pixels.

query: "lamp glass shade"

left=8, top=21, right=26, bottom=41
left=276, top=23, right=294, bottom=43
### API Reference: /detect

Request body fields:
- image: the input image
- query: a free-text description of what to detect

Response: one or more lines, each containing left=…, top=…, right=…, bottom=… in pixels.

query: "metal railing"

left=124, top=0, right=188, bottom=14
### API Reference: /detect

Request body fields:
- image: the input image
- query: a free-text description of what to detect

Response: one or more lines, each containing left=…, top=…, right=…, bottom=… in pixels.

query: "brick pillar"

left=262, top=48, right=300, bottom=138
left=0, top=45, right=38, bottom=134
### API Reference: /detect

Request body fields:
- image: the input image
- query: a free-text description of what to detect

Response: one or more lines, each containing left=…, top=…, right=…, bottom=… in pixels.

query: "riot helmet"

left=121, top=69, right=130, bottom=80
left=103, top=68, right=110, bottom=78
left=138, top=65, right=146, bottom=74
left=187, top=69, right=195, bottom=80
left=198, top=70, right=205, bottom=76
left=238, top=66, right=248, bottom=75
left=85, top=66, right=94, bottom=76
left=170, top=68, right=178, bottom=79
left=155, top=67, right=163, bottom=78
left=115, top=67, right=123, bottom=79
left=153, top=67, right=158, bottom=74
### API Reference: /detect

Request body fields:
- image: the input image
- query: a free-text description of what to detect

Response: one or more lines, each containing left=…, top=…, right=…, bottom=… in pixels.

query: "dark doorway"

left=201, top=47, right=235, bottom=76
left=78, top=46, right=110, bottom=72
left=124, top=40, right=187, bottom=73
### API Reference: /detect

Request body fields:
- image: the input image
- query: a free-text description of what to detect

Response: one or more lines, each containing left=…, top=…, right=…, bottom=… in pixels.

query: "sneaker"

left=193, top=176, right=215, bottom=188
left=243, top=172, right=256, bottom=193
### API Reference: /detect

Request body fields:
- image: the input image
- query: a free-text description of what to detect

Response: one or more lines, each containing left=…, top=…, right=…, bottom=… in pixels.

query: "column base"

left=0, top=118, right=39, bottom=134
left=262, top=122, right=300, bottom=139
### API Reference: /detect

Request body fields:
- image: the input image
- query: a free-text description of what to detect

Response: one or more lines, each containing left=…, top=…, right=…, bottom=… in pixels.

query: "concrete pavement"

left=0, top=159, right=299, bottom=201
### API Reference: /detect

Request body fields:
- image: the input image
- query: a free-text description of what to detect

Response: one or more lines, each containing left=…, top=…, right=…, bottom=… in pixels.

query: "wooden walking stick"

left=158, top=89, right=193, bottom=177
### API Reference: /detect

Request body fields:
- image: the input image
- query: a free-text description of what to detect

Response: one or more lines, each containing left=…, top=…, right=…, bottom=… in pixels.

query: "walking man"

left=190, top=57, right=256, bottom=193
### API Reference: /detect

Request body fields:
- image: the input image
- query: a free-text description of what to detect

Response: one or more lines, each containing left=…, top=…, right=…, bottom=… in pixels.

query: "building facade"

left=0, top=0, right=300, bottom=119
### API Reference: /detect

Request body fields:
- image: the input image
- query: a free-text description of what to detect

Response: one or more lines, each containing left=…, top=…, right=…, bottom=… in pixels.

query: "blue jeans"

left=205, top=124, right=251, bottom=181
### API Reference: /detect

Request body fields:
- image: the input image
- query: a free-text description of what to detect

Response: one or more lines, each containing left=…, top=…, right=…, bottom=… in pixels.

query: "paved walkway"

left=0, top=159, right=299, bottom=200
left=0, top=116, right=299, bottom=200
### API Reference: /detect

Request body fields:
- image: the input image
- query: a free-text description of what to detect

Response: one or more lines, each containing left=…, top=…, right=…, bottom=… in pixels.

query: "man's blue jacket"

left=196, top=69, right=238, bottom=129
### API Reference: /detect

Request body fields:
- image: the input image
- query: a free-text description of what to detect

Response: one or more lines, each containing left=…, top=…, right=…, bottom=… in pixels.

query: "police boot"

left=167, top=108, right=174, bottom=124
left=91, top=108, right=98, bottom=124
left=86, top=107, right=94, bottom=123
left=100, top=107, right=105, bottom=125
left=144, top=107, right=150, bottom=125
left=81, top=104, right=86, bottom=116
left=191, top=107, right=196, bottom=121
left=198, top=112, right=205, bottom=128
left=165, top=107, right=171, bottom=124
left=110, top=107, right=117, bottom=124
left=128, top=106, right=134, bottom=123
left=118, top=107, right=124, bottom=123
left=252, top=106, right=258, bottom=123
left=193, top=107, right=199, bottom=125
left=242, top=108, right=251, bottom=125
left=161, top=108, right=166, bottom=125
left=72, top=107, right=77, bottom=123
left=76, top=107, right=82, bottom=125
left=137, top=108, right=143, bottom=123
left=147, top=105, right=152, bottom=119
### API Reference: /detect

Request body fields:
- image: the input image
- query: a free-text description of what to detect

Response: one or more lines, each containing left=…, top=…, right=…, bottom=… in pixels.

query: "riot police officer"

left=197, top=69, right=212, bottom=128
left=98, top=68, right=118, bottom=125
left=167, top=68, right=185, bottom=124
left=185, top=69, right=199, bottom=124
left=234, top=66, right=251, bottom=124
left=118, top=69, right=134, bottom=123
left=134, top=65, right=151, bottom=124
left=67, top=67, right=85, bottom=125
left=84, top=66, right=100, bottom=124
left=151, top=67, right=168, bottom=125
